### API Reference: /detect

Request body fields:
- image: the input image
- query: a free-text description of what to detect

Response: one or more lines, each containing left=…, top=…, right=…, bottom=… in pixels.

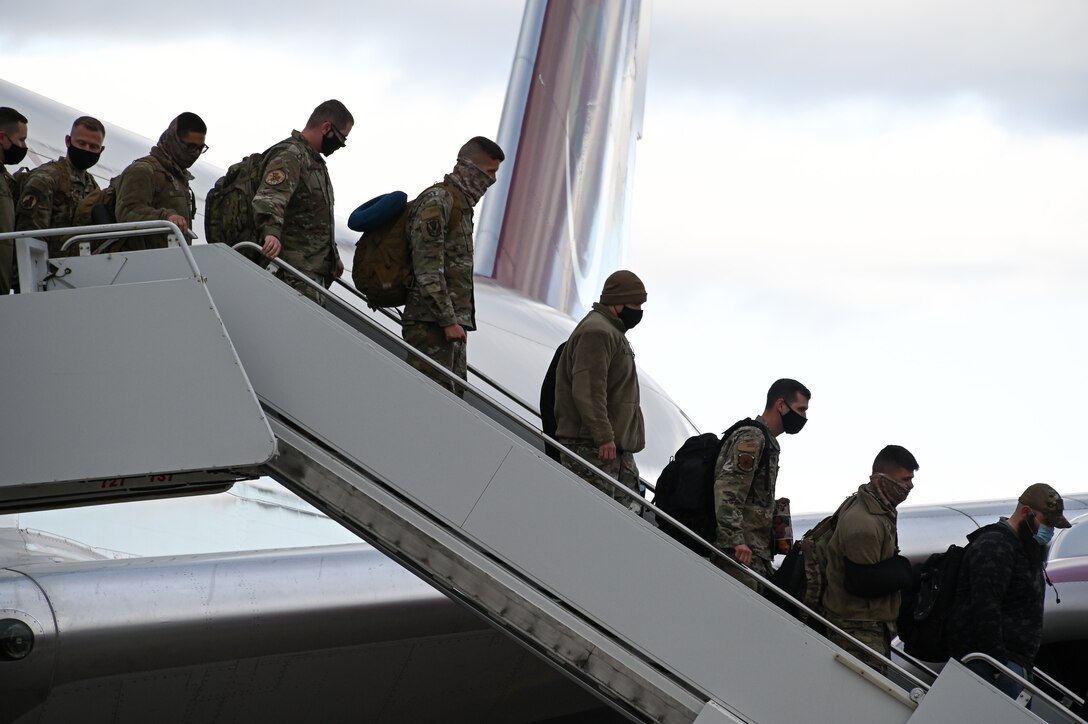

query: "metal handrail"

left=234, top=241, right=928, bottom=695
left=329, top=276, right=662, bottom=493
left=961, top=653, right=1087, bottom=723
left=58, top=221, right=189, bottom=253
left=0, top=221, right=199, bottom=278
left=891, top=614, right=1083, bottom=705
left=890, top=646, right=941, bottom=681
left=236, top=245, right=549, bottom=431
left=1033, top=665, right=1086, bottom=707
left=329, top=277, right=542, bottom=419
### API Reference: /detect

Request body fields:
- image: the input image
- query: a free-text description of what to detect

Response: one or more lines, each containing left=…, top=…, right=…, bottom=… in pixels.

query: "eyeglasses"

left=186, top=142, right=210, bottom=154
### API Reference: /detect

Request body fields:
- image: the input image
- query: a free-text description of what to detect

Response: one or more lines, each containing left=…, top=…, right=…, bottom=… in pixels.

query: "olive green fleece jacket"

left=822, top=485, right=903, bottom=624
left=553, top=303, right=645, bottom=452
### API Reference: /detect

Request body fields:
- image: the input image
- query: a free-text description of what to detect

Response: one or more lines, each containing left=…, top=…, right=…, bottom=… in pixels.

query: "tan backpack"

left=351, top=182, right=463, bottom=308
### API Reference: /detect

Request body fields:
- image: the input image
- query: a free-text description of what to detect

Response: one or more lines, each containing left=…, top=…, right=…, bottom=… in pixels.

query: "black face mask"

left=781, top=404, right=807, bottom=434
left=617, top=306, right=643, bottom=330
left=67, top=144, right=101, bottom=171
left=3, top=142, right=28, bottom=165
left=320, top=131, right=344, bottom=157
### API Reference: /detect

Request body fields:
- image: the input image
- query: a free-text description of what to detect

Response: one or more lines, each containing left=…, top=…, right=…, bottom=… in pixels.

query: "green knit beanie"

left=599, top=270, right=647, bottom=305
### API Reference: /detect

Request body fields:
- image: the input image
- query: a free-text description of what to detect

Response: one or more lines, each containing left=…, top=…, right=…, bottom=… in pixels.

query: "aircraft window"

left=1049, top=514, right=1088, bottom=560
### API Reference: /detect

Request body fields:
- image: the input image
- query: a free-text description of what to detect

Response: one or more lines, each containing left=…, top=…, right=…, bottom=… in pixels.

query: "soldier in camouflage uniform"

left=823, top=446, right=917, bottom=665
left=713, top=379, right=810, bottom=590
left=948, top=483, right=1071, bottom=699
left=15, top=116, right=106, bottom=256
left=401, top=137, right=504, bottom=392
left=114, top=113, right=205, bottom=251
left=254, top=100, right=353, bottom=304
left=554, top=270, right=647, bottom=507
left=1, top=107, right=29, bottom=295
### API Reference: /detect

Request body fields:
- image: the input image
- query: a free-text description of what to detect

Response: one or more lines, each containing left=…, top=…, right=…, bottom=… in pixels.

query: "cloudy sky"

left=4, top=1, right=1087, bottom=513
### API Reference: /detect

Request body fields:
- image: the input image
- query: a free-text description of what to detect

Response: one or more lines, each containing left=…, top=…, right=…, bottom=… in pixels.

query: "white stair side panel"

left=0, top=276, right=275, bottom=487
left=910, top=660, right=1046, bottom=723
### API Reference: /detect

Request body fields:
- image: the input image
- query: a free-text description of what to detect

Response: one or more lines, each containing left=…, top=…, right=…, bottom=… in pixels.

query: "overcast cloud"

left=3, top=1, right=1087, bottom=513
left=651, top=0, right=1088, bottom=129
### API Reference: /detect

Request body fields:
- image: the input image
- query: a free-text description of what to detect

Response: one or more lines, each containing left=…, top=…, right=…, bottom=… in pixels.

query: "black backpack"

left=538, top=342, right=566, bottom=462
left=899, top=537, right=976, bottom=662
left=653, top=419, right=770, bottom=553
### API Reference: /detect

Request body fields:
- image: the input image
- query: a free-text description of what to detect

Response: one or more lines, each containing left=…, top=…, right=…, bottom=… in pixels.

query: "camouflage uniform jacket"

left=0, top=164, right=14, bottom=232
left=948, top=520, right=1045, bottom=667
left=252, top=131, right=336, bottom=280
left=553, top=304, right=645, bottom=452
left=1, top=165, right=15, bottom=293
left=713, top=416, right=779, bottom=562
left=822, top=485, right=901, bottom=623
left=114, top=148, right=196, bottom=251
left=401, top=184, right=475, bottom=329
left=15, top=157, right=101, bottom=255
left=0, top=165, right=16, bottom=293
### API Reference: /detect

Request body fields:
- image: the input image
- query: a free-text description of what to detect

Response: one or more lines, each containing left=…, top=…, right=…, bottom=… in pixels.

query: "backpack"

left=898, top=541, right=971, bottom=662
left=10, top=166, right=31, bottom=200
left=72, top=187, right=116, bottom=226
left=350, top=182, right=463, bottom=308
left=204, top=151, right=269, bottom=247
left=653, top=419, right=771, bottom=553
left=76, top=153, right=187, bottom=231
left=12, top=161, right=77, bottom=204
left=539, top=342, right=567, bottom=462
left=768, top=494, right=855, bottom=616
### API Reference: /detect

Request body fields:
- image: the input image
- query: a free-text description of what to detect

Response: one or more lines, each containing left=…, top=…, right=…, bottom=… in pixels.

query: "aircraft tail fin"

left=475, top=0, right=651, bottom=317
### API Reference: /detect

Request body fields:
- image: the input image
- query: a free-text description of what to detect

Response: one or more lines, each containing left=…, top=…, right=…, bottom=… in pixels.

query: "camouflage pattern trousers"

left=402, top=321, right=467, bottom=395
left=557, top=438, right=641, bottom=509
left=829, top=619, right=893, bottom=671
left=278, top=268, right=331, bottom=306
left=713, top=553, right=772, bottom=593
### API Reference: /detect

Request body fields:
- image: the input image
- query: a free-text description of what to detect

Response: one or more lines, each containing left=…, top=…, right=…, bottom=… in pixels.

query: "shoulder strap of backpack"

left=11, top=166, right=30, bottom=195
left=258, top=139, right=295, bottom=172
left=719, top=417, right=774, bottom=471
left=805, top=493, right=857, bottom=541
left=430, top=181, right=465, bottom=231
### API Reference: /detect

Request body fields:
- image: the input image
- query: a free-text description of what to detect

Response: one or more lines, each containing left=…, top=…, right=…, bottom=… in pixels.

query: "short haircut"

left=459, top=136, right=505, bottom=163
left=872, top=445, right=919, bottom=475
left=72, top=116, right=106, bottom=137
left=765, top=378, right=810, bottom=410
left=176, top=112, right=207, bottom=136
left=0, top=106, right=28, bottom=133
left=306, top=100, right=354, bottom=131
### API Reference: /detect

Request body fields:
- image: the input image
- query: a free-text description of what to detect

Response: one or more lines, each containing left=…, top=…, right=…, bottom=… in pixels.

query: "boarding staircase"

left=0, top=225, right=1081, bottom=724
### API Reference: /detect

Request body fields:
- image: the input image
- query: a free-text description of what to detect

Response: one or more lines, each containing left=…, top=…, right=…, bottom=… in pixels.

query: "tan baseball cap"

left=1019, top=483, right=1072, bottom=528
